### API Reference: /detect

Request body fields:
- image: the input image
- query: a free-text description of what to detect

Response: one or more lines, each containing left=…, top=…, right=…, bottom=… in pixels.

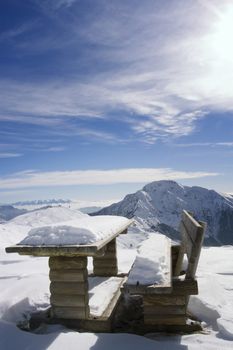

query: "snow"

left=127, top=233, right=170, bottom=285
left=0, top=206, right=233, bottom=349
left=89, top=277, right=123, bottom=317
left=18, top=215, right=131, bottom=246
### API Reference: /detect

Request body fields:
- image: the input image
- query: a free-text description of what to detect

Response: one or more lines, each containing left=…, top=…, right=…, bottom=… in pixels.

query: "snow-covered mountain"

left=93, top=180, right=233, bottom=245
left=0, top=205, right=27, bottom=223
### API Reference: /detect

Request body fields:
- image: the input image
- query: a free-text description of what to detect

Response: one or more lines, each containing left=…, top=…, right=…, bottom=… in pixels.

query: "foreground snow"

left=0, top=206, right=233, bottom=349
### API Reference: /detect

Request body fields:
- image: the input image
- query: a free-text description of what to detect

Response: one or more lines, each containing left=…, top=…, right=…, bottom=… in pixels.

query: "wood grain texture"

left=49, top=256, right=87, bottom=269
left=49, top=269, right=88, bottom=282
left=143, top=295, right=186, bottom=306
left=50, top=294, right=88, bottom=307
left=144, top=315, right=186, bottom=325
left=50, top=281, right=89, bottom=295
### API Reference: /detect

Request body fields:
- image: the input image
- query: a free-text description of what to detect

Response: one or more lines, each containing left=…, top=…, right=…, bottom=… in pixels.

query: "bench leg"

left=49, top=256, right=90, bottom=320
left=93, top=238, right=118, bottom=276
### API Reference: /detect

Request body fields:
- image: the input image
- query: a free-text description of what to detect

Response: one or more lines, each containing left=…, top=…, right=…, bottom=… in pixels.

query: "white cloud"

left=0, top=168, right=219, bottom=190
left=0, top=153, right=23, bottom=158
left=175, top=142, right=233, bottom=147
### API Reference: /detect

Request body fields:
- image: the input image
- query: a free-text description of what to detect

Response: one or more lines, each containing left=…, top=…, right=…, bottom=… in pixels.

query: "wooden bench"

left=124, top=210, right=206, bottom=332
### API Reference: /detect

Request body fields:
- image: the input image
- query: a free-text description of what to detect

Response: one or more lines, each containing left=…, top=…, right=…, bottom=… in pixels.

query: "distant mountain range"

left=93, top=180, right=233, bottom=245
left=11, top=199, right=71, bottom=206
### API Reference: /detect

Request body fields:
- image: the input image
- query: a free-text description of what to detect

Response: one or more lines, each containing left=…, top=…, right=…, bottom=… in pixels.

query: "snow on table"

left=18, top=216, right=131, bottom=246
left=127, top=233, right=171, bottom=286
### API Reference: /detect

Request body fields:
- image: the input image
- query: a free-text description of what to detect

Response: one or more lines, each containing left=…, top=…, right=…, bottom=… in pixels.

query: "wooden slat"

left=180, top=221, right=194, bottom=260
left=173, top=242, right=185, bottom=277
left=50, top=281, right=88, bottom=295
left=51, top=294, right=88, bottom=307
left=172, top=278, right=198, bottom=295
left=143, top=295, right=186, bottom=306
left=186, top=221, right=206, bottom=279
left=182, top=210, right=202, bottom=243
left=49, top=269, right=87, bottom=282
left=93, top=267, right=118, bottom=276
left=49, top=256, right=87, bottom=269
left=144, top=315, right=186, bottom=325
left=93, top=258, right=118, bottom=267
left=144, top=305, right=186, bottom=315
left=125, top=284, right=172, bottom=295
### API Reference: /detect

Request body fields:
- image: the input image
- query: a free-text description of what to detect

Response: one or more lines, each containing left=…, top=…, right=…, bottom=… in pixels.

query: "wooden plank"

left=93, top=258, right=118, bottom=267
left=173, top=242, right=185, bottom=277
left=125, top=284, right=172, bottom=295
left=49, top=256, right=87, bottom=269
left=105, top=239, right=117, bottom=251
left=50, top=281, right=88, bottom=295
left=144, top=315, right=186, bottom=325
left=93, top=267, right=118, bottom=276
left=182, top=210, right=202, bottom=243
left=143, top=295, right=186, bottom=306
left=49, top=269, right=87, bottom=282
left=180, top=221, right=193, bottom=260
left=186, top=221, right=206, bottom=279
left=5, top=220, right=133, bottom=257
left=51, top=294, right=88, bottom=307
left=172, top=279, right=198, bottom=295
left=51, top=306, right=89, bottom=319
left=144, top=305, right=186, bottom=315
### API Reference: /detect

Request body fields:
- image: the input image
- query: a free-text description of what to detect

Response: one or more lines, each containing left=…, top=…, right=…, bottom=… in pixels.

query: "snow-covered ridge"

left=94, top=180, right=233, bottom=245
left=11, top=206, right=87, bottom=228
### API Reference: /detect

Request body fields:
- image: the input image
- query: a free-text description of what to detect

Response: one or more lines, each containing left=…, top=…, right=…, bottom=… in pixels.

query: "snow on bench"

left=125, top=233, right=172, bottom=294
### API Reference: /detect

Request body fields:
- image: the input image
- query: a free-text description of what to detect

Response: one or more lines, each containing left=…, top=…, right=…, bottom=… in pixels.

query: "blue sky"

left=0, top=0, right=233, bottom=203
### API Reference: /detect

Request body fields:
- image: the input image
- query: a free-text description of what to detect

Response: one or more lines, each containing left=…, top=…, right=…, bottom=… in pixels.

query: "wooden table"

left=6, top=220, right=132, bottom=329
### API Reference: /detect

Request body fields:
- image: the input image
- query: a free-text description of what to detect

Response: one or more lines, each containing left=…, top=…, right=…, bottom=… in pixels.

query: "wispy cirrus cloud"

left=0, top=153, right=23, bottom=158
left=0, top=168, right=219, bottom=190
left=0, top=1, right=233, bottom=144
left=174, top=142, right=233, bottom=147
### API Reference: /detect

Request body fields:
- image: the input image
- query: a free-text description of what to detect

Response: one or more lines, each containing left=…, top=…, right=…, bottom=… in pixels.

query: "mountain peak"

left=94, top=180, right=233, bottom=245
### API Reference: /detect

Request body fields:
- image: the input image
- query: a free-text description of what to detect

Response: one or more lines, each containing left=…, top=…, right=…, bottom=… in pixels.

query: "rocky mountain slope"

left=94, top=180, right=233, bottom=245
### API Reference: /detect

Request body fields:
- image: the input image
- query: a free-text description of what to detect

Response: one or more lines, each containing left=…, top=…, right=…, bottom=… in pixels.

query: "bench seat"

left=125, top=234, right=172, bottom=294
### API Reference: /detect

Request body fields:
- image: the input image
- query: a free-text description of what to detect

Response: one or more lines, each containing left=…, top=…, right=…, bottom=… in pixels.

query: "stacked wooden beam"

left=49, top=256, right=90, bottom=320
left=93, top=239, right=118, bottom=276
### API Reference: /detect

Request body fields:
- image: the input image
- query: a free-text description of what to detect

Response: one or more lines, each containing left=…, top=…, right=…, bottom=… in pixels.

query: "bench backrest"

left=174, top=210, right=206, bottom=279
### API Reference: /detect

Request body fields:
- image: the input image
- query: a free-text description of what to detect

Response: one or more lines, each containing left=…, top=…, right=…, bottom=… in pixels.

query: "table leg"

left=93, top=238, right=118, bottom=276
left=49, top=256, right=90, bottom=320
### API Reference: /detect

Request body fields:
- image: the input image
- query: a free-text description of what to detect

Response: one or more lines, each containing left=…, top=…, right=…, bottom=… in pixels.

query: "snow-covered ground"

left=0, top=207, right=233, bottom=349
